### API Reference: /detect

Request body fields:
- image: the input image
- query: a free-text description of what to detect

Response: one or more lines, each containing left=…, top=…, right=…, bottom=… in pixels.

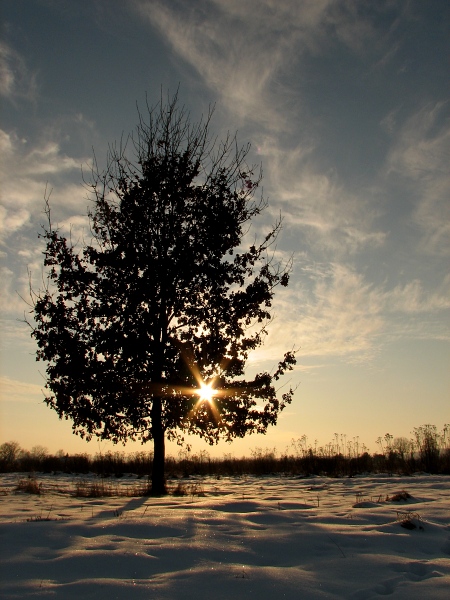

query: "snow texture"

left=1, top=473, right=449, bottom=599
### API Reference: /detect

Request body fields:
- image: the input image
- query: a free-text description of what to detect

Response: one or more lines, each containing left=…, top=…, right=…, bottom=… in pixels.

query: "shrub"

left=16, top=476, right=41, bottom=494
left=172, top=482, right=188, bottom=496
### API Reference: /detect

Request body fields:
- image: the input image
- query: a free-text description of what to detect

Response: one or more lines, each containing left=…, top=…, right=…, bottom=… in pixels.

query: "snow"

left=1, top=473, right=449, bottom=598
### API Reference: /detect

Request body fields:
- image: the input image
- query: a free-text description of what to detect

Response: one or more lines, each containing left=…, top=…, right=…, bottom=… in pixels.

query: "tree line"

left=1, top=425, right=448, bottom=476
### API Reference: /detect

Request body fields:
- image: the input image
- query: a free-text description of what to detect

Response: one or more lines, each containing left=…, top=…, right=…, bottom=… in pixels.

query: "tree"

left=413, top=425, right=440, bottom=472
left=0, top=441, right=22, bottom=471
left=29, top=92, right=296, bottom=494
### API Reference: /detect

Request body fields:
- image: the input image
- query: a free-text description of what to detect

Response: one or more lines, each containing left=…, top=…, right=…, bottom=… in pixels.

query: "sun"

left=196, top=381, right=216, bottom=403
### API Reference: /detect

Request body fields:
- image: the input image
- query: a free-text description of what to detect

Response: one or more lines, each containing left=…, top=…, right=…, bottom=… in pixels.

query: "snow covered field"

left=0, top=473, right=449, bottom=599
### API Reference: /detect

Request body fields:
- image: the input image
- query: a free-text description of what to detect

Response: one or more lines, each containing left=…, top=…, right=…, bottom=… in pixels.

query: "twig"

left=326, top=534, right=346, bottom=558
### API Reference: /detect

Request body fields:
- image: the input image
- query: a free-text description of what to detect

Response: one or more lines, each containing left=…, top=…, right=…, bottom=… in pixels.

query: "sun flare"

left=196, top=381, right=216, bottom=403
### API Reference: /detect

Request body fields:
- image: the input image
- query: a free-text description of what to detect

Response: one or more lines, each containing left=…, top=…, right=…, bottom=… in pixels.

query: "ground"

left=0, top=473, right=449, bottom=599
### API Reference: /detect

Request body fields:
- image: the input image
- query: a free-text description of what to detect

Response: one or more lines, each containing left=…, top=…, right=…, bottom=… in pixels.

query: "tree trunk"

left=151, top=396, right=167, bottom=495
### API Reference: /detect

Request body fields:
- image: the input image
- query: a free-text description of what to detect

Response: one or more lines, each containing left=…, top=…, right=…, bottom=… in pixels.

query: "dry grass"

left=73, top=479, right=151, bottom=497
left=396, top=510, right=424, bottom=530
left=171, top=482, right=188, bottom=496
left=15, top=477, right=41, bottom=495
left=389, top=490, right=412, bottom=502
left=170, top=481, right=205, bottom=497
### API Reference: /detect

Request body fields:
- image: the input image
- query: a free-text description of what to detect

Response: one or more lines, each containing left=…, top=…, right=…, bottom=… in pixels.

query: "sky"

left=0, top=0, right=449, bottom=459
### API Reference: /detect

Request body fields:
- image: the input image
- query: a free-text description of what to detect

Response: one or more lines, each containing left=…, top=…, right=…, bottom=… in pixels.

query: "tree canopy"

left=30, top=93, right=296, bottom=494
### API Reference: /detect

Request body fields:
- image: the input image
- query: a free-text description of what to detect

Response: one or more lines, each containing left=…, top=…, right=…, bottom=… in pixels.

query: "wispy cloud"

left=385, top=276, right=450, bottom=315
left=0, top=129, right=90, bottom=244
left=135, top=0, right=404, bottom=261
left=0, top=127, right=92, bottom=324
left=0, top=41, right=38, bottom=103
left=325, top=1, right=378, bottom=53
left=249, top=260, right=450, bottom=368
left=2, top=1, right=447, bottom=376
left=136, top=0, right=404, bottom=133
left=257, top=137, right=387, bottom=254
left=385, top=101, right=450, bottom=256
left=260, top=264, right=386, bottom=364
left=135, top=0, right=334, bottom=131
left=133, top=0, right=449, bottom=368
left=0, top=376, right=44, bottom=404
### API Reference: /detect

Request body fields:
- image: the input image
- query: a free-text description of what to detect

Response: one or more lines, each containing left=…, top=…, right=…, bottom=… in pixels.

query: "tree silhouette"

left=30, top=93, right=296, bottom=494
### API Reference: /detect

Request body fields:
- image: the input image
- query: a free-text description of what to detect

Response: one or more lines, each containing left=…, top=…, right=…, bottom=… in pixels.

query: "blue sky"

left=1, top=0, right=449, bottom=457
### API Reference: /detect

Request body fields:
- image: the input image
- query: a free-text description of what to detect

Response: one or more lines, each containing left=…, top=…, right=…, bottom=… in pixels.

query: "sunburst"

left=196, top=381, right=216, bottom=404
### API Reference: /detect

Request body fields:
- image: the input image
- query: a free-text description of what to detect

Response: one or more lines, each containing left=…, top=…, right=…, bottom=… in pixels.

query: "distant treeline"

left=1, top=424, right=449, bottom=477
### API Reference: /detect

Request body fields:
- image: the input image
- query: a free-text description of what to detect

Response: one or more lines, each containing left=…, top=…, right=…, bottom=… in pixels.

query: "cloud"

left=385, top=101, right=450, bottom=256
left=0, top=127, right=92, bottom=326
left=0, top=376, right=44, bottom=404
left=373, top=41, right=400, bottom=71
left=249, top=261, right=450, bottom=368
left=325, top=1, right=377, bottom=53
left=132, top=1, right=449, bottom=363
left=253, top=134, right=386, bottom=254
left=385, top=276, right=450, bottom=315
left=0, top=41, right=38, bottom=102
left=289, top=263, right=385, bottom=360
left=279, top=174, right=386, bottom=254
left=0, top=204, right=31, bottom=240
left=135, top=0, right=334, bottom=131
left=0, top=249, right=45, bottom=321
left=0, top=266, right=17, bottom=313
left=135, top=1, right=405, bottom=261
left=0, top=129, right=90, bottom=244
left=136, top=0, right=404, bottom=134
left=248, top=263, right=384, bottom=367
